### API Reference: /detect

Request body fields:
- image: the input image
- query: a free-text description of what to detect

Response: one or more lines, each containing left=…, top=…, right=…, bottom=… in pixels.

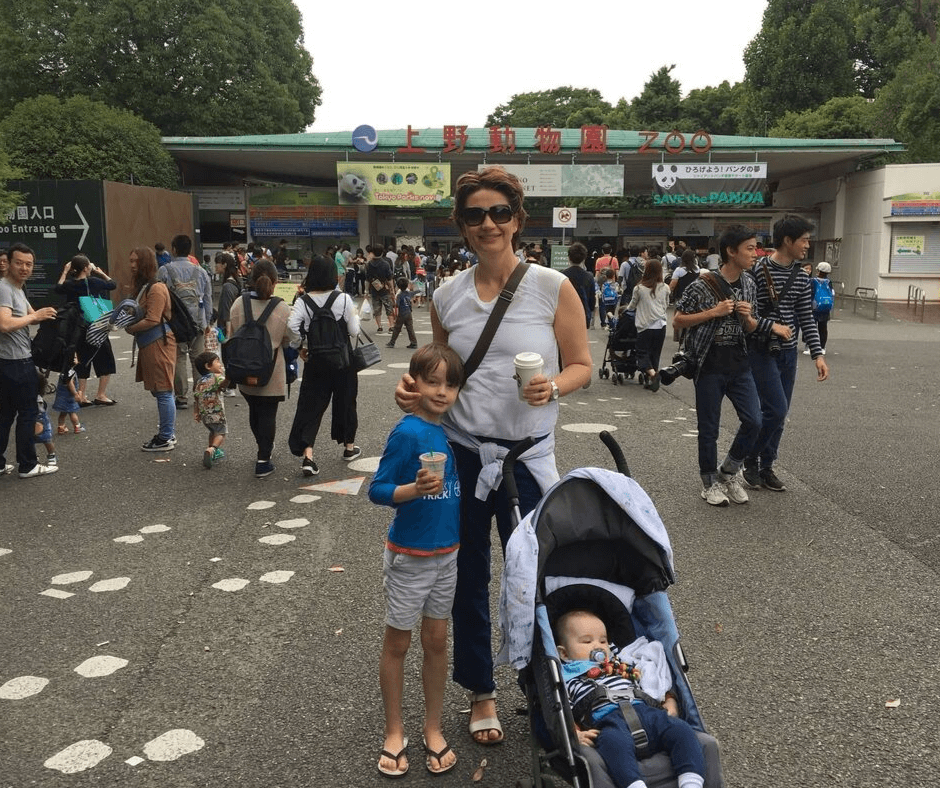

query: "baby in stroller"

left=556, top=609, right=705, bottom=788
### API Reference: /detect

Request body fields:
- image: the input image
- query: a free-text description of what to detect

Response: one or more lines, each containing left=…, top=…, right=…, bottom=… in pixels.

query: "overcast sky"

left=297, top=0, right=769, bottom=133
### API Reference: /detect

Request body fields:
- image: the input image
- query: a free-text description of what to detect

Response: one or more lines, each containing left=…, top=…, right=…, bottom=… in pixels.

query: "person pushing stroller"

left=556, top=609, right=706, bottom=788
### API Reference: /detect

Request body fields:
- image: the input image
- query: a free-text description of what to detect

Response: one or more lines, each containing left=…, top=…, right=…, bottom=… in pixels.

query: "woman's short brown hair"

left=451, top=165, right=528, bottom=252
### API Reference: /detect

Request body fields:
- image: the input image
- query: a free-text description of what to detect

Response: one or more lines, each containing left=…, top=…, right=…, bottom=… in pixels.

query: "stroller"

left=498, top=434, right=724, bottom=788
left=599, top=310, right=638, bottom=385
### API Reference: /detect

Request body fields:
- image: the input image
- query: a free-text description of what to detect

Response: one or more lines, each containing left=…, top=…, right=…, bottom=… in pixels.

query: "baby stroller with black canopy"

left=498, top=434, right=724, bottom=788
left=599, top=310, right=638, bottom=385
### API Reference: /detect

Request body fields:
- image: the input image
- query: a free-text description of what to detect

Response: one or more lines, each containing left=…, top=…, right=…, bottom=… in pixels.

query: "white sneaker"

left=720, top=473, right=749, bottom=504
left=1, top=464, right=14, bottom=475
left=821, top=348, right=827, bottom=355
left=802, top=349, right=811, bottom=355
left=19, top=463, right=59, bottom=478
left=701, top=482, right=729, bottom=506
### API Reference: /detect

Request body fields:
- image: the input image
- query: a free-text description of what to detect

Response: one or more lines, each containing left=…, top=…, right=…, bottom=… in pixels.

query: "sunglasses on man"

left=459, top=204, right=514, bottom=226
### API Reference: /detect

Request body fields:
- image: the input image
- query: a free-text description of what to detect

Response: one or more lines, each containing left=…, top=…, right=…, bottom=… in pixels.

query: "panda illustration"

left=338, top=172, right=369, bottom=201
left=654, top=164, right=679, bottom=191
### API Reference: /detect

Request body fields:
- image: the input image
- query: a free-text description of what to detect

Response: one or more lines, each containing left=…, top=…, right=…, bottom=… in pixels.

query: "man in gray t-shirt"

left=0, top=243, right=58, bottom=477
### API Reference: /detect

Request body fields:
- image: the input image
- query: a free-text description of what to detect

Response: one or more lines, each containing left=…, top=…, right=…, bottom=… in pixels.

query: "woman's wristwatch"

left=549, top=380, right=560, bottom=401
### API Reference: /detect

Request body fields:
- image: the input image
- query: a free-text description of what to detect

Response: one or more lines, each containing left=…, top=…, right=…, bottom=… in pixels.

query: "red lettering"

left=664, top=130, right=685, bottom=154
left=639, top=130, right=659, bottom=154
left=690, top=130, right=712, bottom=153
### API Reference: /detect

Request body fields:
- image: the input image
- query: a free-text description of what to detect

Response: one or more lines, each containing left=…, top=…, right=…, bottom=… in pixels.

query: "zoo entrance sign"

left=652, top=162, right=767, bottom=207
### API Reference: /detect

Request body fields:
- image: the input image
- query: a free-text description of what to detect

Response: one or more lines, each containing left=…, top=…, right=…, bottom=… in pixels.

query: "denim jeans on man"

left=694, top=367, right=762, bottom=487
left=451, top=439, right=542, bottom=693
left=747, top=346, right=798, bottom=469
left=0, top=358, right=41, bottom=472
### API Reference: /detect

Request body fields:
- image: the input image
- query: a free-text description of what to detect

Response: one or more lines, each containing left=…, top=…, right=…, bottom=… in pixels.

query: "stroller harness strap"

left=572, top=679, right=658, bottom=759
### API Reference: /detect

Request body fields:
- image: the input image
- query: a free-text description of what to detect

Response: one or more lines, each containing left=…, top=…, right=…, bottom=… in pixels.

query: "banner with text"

left=336, top=162, right=451, bottom=207
left=488, top=164, right=623, bottom=197
left=652, top=162, right=767, bottom=207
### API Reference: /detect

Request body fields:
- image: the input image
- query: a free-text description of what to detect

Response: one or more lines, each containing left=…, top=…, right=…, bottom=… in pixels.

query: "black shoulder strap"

left=255, top=296, right=282, bottom=327
left=462, top=263, right=529, bottom=380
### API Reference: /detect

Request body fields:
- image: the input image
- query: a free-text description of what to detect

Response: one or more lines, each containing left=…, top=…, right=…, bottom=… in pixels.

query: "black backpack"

left=31, top=301, right=86, bottom=374
left=143, top=283, right=199, bottom=345
left=302, top=291, right=350, bottom=370
left=221, top=295, right=282, bottom=386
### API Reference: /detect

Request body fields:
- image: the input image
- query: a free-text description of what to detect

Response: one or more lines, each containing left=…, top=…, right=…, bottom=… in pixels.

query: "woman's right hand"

left=394, top=373, right=420, bottom=413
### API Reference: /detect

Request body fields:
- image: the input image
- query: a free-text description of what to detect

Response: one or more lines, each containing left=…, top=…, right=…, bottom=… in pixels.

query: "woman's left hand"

left=522, top=373, right=554, bottom=407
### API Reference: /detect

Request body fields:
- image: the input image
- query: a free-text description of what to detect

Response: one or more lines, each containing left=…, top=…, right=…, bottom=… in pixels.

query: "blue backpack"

left=812, top=279, right=834, bottom=314
left=602, top=281, right=619, bottom=306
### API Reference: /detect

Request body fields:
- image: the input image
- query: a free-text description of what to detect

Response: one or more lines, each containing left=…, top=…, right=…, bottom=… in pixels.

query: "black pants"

left=636, top=327, right=666, bottom=373
left=288, top=361, right=358, bottom=457
left=816, top=318, right=829, bottom=349
left=389, top=312, right=416, bottom=346
left=241, top=393, right=281, bottom=460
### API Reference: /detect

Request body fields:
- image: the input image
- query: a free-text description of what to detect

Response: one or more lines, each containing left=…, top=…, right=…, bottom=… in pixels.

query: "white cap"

left=816, top=261, right=832, bottom=273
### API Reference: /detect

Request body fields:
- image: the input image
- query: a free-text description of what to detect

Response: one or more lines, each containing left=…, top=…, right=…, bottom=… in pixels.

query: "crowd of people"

left=1, top=168, right=832, bottom=787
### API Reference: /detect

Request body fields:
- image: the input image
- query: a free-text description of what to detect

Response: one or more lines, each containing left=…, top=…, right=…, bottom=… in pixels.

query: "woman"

left=125, top=247, right=177, bottom=451
left=287, top=255, right=360, bottom=476
left=54, top=254, right=118, bottom=406
left=625, top=257, right=670, bottom=392
left=214, top=252, right=242, bottom=338
left=0, top=248, right=8, bottom=277
left=228, top=259, right=296, bottom=478
left=396, top=166, right=592, bottom=745
left=669, top=248, right=701, bottom=343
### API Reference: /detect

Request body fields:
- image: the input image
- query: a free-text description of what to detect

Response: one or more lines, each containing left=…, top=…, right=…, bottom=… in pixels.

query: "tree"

left=769, top=96, right=876, bottom=139
left=744, top=0, right=857, bottom=117
left=0, top=147, right=24, bottom=223
left=0, top=0, right=321, bottom=137
left=631, top=66, right=681, bottom=129
left=0, top=95, right=179, bottom=189
left=486, top=87, right=614, bottom=128
left=678, top=82, right=744, bottom=136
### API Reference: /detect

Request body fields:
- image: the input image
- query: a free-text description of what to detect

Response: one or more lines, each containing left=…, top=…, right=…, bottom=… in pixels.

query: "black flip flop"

left=94, top=399, right=117, bottom=406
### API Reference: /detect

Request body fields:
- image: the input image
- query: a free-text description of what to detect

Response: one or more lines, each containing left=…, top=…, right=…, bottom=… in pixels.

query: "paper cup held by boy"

left=513, top=352, right=543, bottom=402
left=419, top=451, right=447, bottom=480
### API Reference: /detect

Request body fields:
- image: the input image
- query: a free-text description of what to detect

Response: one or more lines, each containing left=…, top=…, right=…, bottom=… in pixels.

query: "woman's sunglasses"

left=459, top=204, right=514, bottom=226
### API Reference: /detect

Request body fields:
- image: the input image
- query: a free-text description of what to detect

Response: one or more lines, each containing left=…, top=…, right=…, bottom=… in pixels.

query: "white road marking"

left=44, top=740, right=112, bottom=773
left=358, top=368, right=387, bottom=376
left=139, top=524, right=171, bottom=534
left=113, top=535, right=144, bottom=544
left=40, top=589, right=74, bottom=599
left=88, top=577, right=130, bottom=593
left=561, top=423, right=618, bottom=433
left=247, top=500, right=276, bottom=510
left=289, top=494, right=321, bottom=503
left=0, top=675, right=49, bottom=699
left=275, top=518, right=309, bottom=529
left=212, top=578, right=250, bottom=592
left=142, top=729, right=205, bottom=761
left=347, top=456, right=380, bottom=474
left=299, top=477, right=365, bottom=495
left=258, top=534, right=296, bottom=546
left=51, top=571, right=93, bottom=585
left=259, top=571, right=294, bottom=584
left=74, top=656, right=128, bottom=678
left=125, top=756, right=145, bottom=766
left=0, top=548, right=12, bottom=557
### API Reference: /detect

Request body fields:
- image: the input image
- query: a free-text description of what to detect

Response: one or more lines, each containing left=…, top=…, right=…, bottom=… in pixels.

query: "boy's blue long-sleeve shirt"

left=368, top=414, right=460, bottom=553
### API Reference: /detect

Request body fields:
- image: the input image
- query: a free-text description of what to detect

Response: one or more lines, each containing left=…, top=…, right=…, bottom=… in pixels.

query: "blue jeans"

left=595, top=704, right=705, bottom=786
left=151, top=390, right=176, bottom=441
left=0, top=358, right=40, bottom=472
left=451, top=439, right=543, bottom=693
left=694, top=366, right=762, bottom=486
left=747, top=346, right=798, bottom=469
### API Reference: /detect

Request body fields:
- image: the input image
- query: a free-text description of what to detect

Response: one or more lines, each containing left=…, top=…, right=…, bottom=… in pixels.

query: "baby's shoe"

left=74, top=424, right=86, bottom=434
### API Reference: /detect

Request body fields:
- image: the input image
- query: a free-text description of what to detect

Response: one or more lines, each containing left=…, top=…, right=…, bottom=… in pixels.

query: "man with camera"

left=670, top=226, right=790, bottom=506
left=742, top=216, right=829, bottom=492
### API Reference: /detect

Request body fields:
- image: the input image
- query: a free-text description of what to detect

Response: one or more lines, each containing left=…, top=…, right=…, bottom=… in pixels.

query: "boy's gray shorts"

left=383, top=547, right=458, bottom=631
left=205, top=422, right=227, bottom=436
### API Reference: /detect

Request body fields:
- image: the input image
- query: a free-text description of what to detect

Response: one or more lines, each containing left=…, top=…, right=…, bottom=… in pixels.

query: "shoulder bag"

left=461, top=263, right=530, bottom=379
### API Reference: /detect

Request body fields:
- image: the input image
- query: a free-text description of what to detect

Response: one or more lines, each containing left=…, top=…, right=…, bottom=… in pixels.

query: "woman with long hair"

left=228, top=259, right=297, bottom=477
left=214, top=252, right=242, bottom=338
left=54, top=253, right=118, bottom=405
left=394, top=166, right=591, bottom=751
left=626, top=256, right=670, bottom=391
left=286, top=255, right=360, bottom=477
left=126, top=247, right=177, bottom=450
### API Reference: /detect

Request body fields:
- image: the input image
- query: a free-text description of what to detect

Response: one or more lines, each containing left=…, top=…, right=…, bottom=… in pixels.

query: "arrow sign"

left=60, top=203, right=89, bottom=249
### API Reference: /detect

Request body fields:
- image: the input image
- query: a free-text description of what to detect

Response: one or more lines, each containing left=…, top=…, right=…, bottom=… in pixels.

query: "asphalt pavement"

left=2, top=301, right=939, bottom=788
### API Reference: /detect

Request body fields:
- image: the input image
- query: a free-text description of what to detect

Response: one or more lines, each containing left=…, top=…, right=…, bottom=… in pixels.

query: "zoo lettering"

left=640, top=130, right=712, bottom=155
left=653, top=192, right=764, bottom=206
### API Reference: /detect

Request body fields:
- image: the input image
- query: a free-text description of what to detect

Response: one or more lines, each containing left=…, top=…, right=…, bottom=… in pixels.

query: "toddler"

left=368, top=343, right=465, bottom=777
left=556, top=609, right=706, bottom=788
left=192, top=351, right=228, bottom=468
left=34, top=369, right=57, bottom=465
left=53, top=357, right=84, bottom=434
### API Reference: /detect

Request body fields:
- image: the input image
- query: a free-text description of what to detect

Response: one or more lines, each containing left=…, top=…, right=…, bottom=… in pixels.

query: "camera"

left=753, top=331, right=781, bottom=357
left=658, top=352, right=697, bottom=386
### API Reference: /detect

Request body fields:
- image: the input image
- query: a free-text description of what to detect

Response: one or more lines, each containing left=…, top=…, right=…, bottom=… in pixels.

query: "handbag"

left=352, top=330, right=382, bottom=371
left=78, top=279, right=112, bottom=323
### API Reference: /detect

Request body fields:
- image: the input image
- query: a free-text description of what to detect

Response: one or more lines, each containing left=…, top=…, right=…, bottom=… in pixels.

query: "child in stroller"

left=556, top=609, right=705, bottom=788
left=600, top=309, right=638, bottom=384
left=498, top=433, right=724, bottom=788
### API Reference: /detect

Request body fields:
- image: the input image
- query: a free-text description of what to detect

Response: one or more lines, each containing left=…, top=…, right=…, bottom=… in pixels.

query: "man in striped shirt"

left=743, top=216, right=829, bottom=492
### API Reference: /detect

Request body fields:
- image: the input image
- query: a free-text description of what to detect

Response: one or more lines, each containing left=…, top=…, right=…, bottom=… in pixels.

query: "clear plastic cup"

left=419, top=451, right=447, bottom=480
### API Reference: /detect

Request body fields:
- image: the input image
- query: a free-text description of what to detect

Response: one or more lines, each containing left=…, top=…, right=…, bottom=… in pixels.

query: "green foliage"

left=744, top=0, right=857, bottom=116
left=677, top=82, right=744, bottom=136
left=769, top=96, right=876, bottom=139
left=0, top=147, right=24, bottom=223
left=631, top=66, right=681, bottom=129
left=0, top=0, right=321, bottom=136
left=486, top=87, right=614, bottom=128
left=0, top=95, right=179, bottom=188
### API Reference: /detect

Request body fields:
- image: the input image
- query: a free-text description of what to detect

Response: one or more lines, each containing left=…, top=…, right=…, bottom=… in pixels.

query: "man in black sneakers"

left=743, top=216, right=829, bottom=492
left=672, top=226, right=790, bottom=506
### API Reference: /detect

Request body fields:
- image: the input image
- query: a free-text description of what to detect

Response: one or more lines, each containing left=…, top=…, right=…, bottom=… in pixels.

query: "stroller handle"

left=502, top=437, right=536, bottom=507
left=600, top=431, right=631, bottom=477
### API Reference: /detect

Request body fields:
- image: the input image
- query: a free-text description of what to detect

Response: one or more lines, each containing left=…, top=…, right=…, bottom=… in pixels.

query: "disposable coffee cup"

left=514, top=352, right=544, bottom=402
left=419, top=451, right=447, bottom=480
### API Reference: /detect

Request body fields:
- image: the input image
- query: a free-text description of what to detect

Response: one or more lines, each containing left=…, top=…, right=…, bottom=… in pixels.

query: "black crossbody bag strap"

left=461, top=263, right=529, bottom=380
left=760, top=258, right=800, bottom=313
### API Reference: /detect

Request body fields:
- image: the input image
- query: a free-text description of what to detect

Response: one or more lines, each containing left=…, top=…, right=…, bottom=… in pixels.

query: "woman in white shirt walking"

left=626, top=257, right=670, bottom=391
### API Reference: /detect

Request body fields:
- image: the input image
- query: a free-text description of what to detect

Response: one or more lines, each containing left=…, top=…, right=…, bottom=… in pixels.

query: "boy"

left=601, top=269, right=620, bottom=329
left=192, top=351, right=227, bottom=469
left=368, top=343, right=464, bottom=777
left=556, top=609, right=706, bottom=788
left=386, top=277, right=418, bottom=350
left=34, top=368, right=56, bottom=466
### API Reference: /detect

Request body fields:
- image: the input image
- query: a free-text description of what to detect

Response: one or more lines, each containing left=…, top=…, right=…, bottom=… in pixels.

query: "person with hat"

left=805, top=261, right=834, bottom=355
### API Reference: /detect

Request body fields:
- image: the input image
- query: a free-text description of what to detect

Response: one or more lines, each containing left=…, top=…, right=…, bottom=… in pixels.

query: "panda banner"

left=652, top=162, right=767, bottom=207
left=336, top=162, right=452, bottom=207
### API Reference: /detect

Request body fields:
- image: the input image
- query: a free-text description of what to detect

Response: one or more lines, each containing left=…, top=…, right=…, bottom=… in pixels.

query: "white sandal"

left=468, top=691, right=504, bottom=745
